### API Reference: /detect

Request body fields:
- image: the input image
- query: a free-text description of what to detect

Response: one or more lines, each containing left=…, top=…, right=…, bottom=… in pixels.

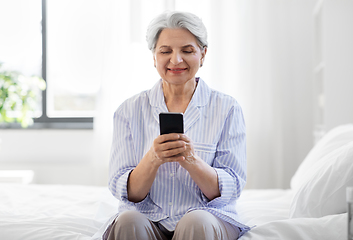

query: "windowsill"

left=0, top=121, right=93, bottom=130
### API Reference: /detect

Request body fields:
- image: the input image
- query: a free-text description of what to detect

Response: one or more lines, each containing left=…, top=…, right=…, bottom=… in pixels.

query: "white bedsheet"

left=0, top=184, right=117, bottom=240
left=237, top=190, right=347, bottom=240
left=0, top=184, right=347, bottom=240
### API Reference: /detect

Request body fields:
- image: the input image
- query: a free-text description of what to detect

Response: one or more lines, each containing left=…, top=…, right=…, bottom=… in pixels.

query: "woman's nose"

left=170, top=52, right=183, bottom=65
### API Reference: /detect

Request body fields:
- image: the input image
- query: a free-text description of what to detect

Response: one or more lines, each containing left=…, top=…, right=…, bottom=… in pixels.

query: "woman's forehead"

left=156, top=28, right=199, bottom=48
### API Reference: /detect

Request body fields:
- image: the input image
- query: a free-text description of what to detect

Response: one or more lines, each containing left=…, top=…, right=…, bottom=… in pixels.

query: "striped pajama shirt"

left=106, top=78, right=250, bottom=238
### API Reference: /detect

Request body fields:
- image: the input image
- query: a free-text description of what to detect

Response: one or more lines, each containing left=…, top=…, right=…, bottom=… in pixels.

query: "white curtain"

left=93, top=0, right=316, bottom=188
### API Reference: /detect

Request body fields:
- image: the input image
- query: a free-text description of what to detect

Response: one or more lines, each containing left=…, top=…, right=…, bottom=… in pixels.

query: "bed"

left=1, top=124, right=352, bottom=240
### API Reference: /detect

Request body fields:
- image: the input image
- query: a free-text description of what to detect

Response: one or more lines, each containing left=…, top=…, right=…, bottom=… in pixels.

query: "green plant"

left=0, top=64, right=46, bottom=128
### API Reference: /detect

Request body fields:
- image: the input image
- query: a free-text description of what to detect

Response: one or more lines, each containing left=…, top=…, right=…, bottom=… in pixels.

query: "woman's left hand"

left=177, top=134, right=221, bottom=200
left=178, top=134, right=198, bottom=166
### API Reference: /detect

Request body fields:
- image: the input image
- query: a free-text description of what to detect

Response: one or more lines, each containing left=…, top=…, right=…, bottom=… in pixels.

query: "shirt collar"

left=149, top=77, right=211, bottom=109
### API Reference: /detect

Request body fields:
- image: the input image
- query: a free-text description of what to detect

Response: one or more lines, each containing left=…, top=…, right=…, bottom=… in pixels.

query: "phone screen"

left=159, top=112, right=184, bottom=135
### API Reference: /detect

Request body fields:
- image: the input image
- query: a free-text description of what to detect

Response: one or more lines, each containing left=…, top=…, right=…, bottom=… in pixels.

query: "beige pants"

left=106, top=210, right=240, bottom=240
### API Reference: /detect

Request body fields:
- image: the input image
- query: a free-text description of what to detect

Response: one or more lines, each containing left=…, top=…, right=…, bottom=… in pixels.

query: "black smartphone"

left=159, top=112, right=184, bottom=135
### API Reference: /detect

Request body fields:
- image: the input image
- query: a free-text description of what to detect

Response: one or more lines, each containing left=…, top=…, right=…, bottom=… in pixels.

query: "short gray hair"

left=146, top=11, right=208, bottom=52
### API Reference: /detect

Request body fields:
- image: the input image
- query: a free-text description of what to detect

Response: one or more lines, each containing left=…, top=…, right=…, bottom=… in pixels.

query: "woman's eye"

left=183, top=51, right=192, bottom=54
left=161, top=51, right=171, bottom=54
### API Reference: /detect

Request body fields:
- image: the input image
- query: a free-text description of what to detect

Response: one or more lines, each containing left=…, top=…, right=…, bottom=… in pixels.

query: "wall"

left=233, top=0, right=317, bottom=189
left=0, top=129, right=109, bottom=185
left=323, top=0, right=353, bottom=131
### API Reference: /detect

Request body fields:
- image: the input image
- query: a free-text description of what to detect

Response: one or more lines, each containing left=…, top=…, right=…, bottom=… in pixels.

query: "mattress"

left=0, top=184, right=347, bottom=240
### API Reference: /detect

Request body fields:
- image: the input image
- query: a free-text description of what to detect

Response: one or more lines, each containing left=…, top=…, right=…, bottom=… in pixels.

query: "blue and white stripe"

left=108, top=78, right=250, bottom=236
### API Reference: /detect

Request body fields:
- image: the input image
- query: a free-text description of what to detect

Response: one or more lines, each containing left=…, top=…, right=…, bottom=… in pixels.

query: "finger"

left=179, top=134, right=191, bottom=143
left=160, top=140, right=185, bottom=151
left=153, top=135, right=177, bottom=153
left=155, top=133, right=181, bottom=144
left=178, top=135, right=194, bottom=152
left=157, top=145, right=186, bottom=159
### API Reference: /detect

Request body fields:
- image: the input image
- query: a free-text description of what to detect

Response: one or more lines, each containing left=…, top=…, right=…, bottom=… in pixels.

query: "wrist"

left=146, top=148, right=162, bottom=170
left=181, top=153, right=202, bottom=172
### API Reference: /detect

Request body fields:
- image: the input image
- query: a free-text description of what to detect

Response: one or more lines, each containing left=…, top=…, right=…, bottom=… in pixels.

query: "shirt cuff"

left=201, top=168, right=235, bottom=207
left=117, top=170, right=152, bottom=207
left=115, top=170, right=130, bottom=201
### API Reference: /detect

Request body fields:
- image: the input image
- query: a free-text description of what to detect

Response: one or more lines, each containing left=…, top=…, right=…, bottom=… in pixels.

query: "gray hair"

left=146, top=11, right=208, bottom=52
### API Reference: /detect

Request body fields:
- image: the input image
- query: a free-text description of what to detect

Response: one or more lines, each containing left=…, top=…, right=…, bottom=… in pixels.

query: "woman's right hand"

left=127, top=133, right=186, bottom=203
left=150, top=133, right=186, bottom=167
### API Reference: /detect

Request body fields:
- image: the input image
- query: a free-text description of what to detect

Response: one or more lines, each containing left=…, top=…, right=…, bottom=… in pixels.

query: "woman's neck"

left=162, top=79, right=197, bottom=113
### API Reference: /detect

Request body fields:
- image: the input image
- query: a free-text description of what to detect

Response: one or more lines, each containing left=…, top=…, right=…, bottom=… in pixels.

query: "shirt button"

left=168, top=202, right=173, bottom=206
left=170, top=173, right=174, bottom=177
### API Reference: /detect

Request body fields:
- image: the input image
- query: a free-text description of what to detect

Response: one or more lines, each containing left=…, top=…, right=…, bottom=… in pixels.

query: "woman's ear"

left=201, top=47, right=207, bottom=59
left=200, top=47, right=207, bottom=67
left=153, top=54, right=156, bottom=68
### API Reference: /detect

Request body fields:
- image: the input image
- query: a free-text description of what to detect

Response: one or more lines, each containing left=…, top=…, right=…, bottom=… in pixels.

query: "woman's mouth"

left=167, top=68, right=187, bottom=74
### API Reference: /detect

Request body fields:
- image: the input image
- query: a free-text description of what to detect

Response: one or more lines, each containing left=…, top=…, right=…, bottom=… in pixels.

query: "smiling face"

left=153, top=28, right=206, bottom=87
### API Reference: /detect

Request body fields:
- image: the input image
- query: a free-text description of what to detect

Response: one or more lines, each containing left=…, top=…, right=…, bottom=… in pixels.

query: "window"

left=0, top=0, right=102, bottom=129
left=0, top=0, right=42, bottom=78
left=45, top=0, right=105, bottom=119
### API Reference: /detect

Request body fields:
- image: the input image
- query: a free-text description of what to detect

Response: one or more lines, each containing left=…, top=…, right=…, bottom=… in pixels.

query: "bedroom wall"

left=244, top=0, right=353, bottom=189
left=236, top=0, right=317, bottom=189
left=0, top=129, right=109, bottom=185
left=323, top=0, right=353, bottom=131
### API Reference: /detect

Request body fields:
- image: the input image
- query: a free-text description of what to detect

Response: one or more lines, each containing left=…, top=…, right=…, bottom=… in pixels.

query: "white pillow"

left=290, top=141, right=353, bottom=218
left=290, top=124, right=353, bottom=191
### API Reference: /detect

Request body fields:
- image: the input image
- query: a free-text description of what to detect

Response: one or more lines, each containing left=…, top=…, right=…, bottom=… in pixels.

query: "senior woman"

left=103, top=11, right=250, bottom=240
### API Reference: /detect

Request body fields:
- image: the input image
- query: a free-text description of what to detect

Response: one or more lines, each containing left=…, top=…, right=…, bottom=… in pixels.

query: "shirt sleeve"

left=108, top=111, right=136, bottom=203
left=202, top=102, right=247, bottom=207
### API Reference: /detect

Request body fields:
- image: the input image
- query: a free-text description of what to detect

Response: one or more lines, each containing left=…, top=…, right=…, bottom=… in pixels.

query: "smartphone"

left=159, top=112, right=184, bottom=135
